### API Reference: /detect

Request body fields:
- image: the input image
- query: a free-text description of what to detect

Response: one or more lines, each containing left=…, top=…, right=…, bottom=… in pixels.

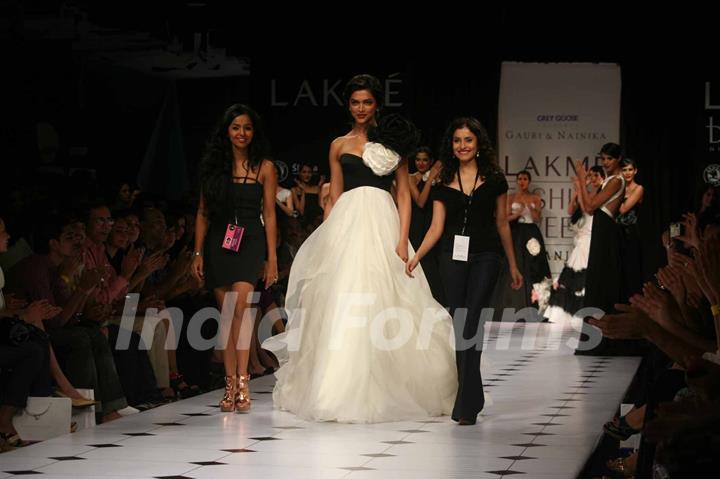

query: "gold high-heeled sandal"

left=219, top=375, right=236, bottom=412
left=235, top=374, right=251, bottom=413
left=55, top=390, right=99, bottom=408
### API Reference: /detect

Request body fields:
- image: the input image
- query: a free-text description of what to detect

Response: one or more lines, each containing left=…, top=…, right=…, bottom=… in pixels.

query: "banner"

left=498, top=62, right=621, bottom=276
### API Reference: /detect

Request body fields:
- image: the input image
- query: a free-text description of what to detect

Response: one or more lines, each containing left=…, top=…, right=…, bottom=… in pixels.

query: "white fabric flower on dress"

left=532, top=278, right=553, bottom=314
left=526, top=237, right=541, bottom=256
left=362, top=142, right=400, bottom=176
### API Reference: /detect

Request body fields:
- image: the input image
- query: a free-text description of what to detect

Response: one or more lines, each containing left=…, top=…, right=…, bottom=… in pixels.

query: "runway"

left=0, top=320, right=641, bottom=479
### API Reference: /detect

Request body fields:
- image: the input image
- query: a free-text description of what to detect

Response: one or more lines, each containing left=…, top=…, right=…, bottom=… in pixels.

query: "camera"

left=669, top=222, right=684, bottom=239
left=222, top=224, right=244, bottom=252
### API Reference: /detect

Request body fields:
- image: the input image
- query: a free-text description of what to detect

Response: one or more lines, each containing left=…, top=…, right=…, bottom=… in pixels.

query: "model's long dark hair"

left=438, top=117, right=500, bottom=185
left=343, top=74, right=384, bottom=109
left=200, top=104, right=271, bottom=216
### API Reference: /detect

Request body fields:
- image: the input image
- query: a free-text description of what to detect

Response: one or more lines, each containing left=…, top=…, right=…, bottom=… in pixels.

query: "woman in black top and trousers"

left=407, top=118, right=522, bottom=425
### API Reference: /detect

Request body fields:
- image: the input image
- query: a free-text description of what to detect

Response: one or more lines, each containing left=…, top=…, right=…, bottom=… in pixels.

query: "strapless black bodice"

left=340, top=154, right=393, bottom=193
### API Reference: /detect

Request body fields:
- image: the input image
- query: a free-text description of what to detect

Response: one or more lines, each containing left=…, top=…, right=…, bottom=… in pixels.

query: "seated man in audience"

left=7, top=214, right=101, bottom=406
left=130, top=207, right=201, bottom=398
left=83, top=202, right=142, bottom=305
left=70, top=204, right=143, bottom=420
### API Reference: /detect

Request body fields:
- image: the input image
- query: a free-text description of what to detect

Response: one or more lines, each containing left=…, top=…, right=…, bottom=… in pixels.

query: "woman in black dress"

left=407, top=117, right=522, bottom=425
left=408, top=147, right=445, bottom=304
left=573, top=143, right=627, bottom=355
left=617, top=158, right=644, bottom=297
left=191, top=104, right=278, bottom=412
left=292, top=164, right=324, bottom=233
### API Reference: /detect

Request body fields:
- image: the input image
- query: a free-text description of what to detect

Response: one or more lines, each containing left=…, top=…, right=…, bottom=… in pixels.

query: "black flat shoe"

left=458, top=418, right=476, bottom=425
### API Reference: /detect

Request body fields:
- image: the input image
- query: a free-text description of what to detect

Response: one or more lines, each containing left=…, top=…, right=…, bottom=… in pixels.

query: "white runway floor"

left=0, top=320, right=641, bottom=479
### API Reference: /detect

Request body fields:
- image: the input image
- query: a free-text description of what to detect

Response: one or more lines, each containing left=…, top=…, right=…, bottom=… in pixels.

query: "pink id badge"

left=222, top=224, right=244, bottom=252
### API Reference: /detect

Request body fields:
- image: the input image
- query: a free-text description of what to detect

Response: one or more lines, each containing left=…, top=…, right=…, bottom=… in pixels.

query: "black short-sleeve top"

left=432, top=171, right=508, bottom=255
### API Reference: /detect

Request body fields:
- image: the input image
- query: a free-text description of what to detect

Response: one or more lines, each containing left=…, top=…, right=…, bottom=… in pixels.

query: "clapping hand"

left=588, top=303, right=651, bottom=339
left=573, top=159, right=588, bottom=183
left=78, top=267, right=105, bottom=295
left=120, top=245, right=144, bottom=279
left=21, top=299, right=62, bottom=325
left=4, top=293, right=27, bottom=313
left=629, top=282, right=677, bottom=329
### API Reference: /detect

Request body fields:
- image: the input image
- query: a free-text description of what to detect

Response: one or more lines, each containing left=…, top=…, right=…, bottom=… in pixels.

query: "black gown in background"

left=301, top=191, right=323, bottom=231
left=618, top=200, right=643, bottom=297
left=577, top=174, right=642, bottom=356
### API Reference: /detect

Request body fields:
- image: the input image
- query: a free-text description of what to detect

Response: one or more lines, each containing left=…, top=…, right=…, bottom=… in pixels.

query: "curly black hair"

left=199, top=104, right=271, bottom=217
left=367, top=113, right=420, bottom=159
left=438, top=117, right=500, bottom=185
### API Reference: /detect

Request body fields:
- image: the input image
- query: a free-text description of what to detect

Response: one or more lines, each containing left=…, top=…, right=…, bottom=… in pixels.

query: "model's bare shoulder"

left=332, top=134, right=358, bottom=150
left=329, top=136, right=345, bottom=161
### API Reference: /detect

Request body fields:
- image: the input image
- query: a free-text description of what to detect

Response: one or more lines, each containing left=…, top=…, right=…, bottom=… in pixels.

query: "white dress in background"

left=276, top=187, right=292, bottom=203
left=544, top=211, right=594, bottom=323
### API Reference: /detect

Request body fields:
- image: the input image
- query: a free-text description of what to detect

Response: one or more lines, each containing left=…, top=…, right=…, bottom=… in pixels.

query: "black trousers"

left=438, top=250, right=502, bottom=421
left=0, top=338, right=51, bottom=408
left=49, top=322, right=127, bottom=414
left=107, top=325, right=159, bottom=406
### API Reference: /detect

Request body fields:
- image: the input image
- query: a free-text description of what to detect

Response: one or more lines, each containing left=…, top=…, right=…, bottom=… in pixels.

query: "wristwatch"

left=193, top=251, right=202, bottom=257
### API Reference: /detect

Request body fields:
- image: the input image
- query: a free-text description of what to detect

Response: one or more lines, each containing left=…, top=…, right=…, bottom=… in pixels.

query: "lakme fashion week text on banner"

left=498, top=62, right=621, bottom=277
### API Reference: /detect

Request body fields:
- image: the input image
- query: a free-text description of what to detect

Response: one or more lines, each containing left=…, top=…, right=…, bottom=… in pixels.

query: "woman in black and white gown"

left=265, top=75, right=456, bottom=423
left=545, top=166, right=605, bottom=323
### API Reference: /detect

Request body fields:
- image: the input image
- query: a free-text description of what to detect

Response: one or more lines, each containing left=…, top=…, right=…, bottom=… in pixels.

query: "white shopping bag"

left=13, top=396, right=72, bottom=441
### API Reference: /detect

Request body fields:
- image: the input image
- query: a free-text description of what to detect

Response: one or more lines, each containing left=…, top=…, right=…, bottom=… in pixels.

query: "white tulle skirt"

left=265, top=186, right=457, bottom=423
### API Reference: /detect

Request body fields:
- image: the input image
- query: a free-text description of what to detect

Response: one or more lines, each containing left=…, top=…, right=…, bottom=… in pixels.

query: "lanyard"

left=457, top=168, right=481, bottom=236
